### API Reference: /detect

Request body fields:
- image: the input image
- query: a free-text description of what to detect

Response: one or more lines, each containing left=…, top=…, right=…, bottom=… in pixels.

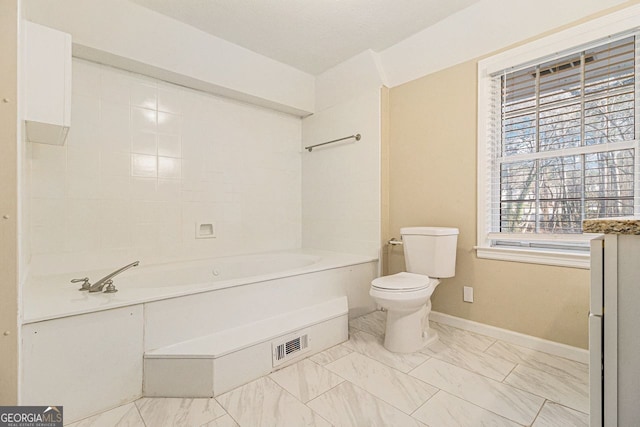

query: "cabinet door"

left=589, top=313, right=602, bottom=427
left=21, top=306, right=143, bottom=423
left=616, top=235, right=640, bottom=426
left=603, top=235, right=618, bottom=427
left=23, top=21, right=71, bottom=145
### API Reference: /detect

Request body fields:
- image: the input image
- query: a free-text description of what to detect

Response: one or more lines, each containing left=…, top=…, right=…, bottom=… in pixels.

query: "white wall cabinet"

left=609, top=234, right=640, bottom=425
left=23, top=20, right=71, bottom=145
left=591, top=233, right=640, bottom=426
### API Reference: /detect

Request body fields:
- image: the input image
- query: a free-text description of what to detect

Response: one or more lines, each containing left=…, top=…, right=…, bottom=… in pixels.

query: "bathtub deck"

left=143, top=297, right=349, bottom=397
left=146, top=298, right=347, bottom=359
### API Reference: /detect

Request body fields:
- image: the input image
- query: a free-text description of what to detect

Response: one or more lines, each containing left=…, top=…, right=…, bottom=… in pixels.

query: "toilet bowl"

left=370, top=272, right=440, bottom=353
left=370, top=227, right=458, bottom=353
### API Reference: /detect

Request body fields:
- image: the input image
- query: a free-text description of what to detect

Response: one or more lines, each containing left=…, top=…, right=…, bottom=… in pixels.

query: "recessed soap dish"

left=196, top=222, right=216, bottom=239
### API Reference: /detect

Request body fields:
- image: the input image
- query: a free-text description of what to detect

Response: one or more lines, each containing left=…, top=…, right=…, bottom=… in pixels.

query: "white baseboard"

left=430, top=311, right=589, bottom=364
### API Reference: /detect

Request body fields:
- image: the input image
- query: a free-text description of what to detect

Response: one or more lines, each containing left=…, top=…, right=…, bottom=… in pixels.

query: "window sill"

left=475, top=246, right=590, bottom=269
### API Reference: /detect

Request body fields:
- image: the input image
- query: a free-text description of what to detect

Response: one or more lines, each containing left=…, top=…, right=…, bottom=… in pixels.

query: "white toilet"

left=370, top=227, right=458, bottom=353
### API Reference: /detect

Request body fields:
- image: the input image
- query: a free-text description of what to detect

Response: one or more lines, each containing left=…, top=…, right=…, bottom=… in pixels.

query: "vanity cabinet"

left=23, top=20, right=71, bottom=145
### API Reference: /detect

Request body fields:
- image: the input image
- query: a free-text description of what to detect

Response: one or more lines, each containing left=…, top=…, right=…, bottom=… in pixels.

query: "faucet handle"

left=71, top=277, right=91, bottom=291
left=103, top=280, right=118, bottom=294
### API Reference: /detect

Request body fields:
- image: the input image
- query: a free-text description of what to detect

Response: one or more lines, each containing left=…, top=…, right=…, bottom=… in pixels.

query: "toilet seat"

left=371, top=272, right=436, bottom=292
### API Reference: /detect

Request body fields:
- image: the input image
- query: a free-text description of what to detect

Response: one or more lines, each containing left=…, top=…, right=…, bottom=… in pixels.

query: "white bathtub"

left=23, top=249, right=376, bottom=323
left=21, top=249, right=378, bottom=422
left=102, top=252, right=321, bottom=289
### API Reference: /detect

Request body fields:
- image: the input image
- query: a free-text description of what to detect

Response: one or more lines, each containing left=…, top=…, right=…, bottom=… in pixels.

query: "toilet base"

left=382, top=300, right=438, bottom=353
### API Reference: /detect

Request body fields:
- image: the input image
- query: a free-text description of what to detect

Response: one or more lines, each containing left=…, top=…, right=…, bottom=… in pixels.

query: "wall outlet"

left=463, top=286, right=474, bottom=303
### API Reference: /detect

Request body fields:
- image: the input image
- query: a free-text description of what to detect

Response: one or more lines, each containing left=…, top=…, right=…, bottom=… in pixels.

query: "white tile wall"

left=302, top=88, right=381, bottom=258
left=29, top=59, right=302, bottom=274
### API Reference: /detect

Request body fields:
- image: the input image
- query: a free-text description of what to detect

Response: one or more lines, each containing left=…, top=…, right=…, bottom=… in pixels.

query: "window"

left=498, top=37, right=636, bottom=234
left=477, top=9, right=640, bottom=268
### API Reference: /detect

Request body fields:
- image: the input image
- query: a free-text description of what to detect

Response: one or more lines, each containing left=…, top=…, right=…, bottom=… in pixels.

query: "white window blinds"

left=490, top=35, right=639, bottom=235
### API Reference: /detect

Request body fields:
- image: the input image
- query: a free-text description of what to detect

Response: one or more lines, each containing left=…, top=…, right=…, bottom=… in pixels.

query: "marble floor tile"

left=309, top=343, right=353, bottom=366
left=532, top=401, right=588, bottom=427
left=269, top=358, right=344, bottom=403
left=412, top=390, right=522, bottom=427
left=430, top=322, right=496, bottom=353
left=421, top=339, right=516, bottom=381
left=343, top=328, right=430, bottom=373
left=325, top=352, right=437, bottom=414
left=135, top=398, right=226, bottom=427
left=66, top=403, right=144, bottom=427
left=307, top=381, right=427, bottom=427
left=349, top=310, right=386, bottom=337
left=504, top=364, right=589, bottom=413
left=217, top=377, right=331, bottom=427
left=486, top=340, right=589, bottom=385
left=201, top=414, right=240, bottom=427
left=410, top=358, right=544, bottom=425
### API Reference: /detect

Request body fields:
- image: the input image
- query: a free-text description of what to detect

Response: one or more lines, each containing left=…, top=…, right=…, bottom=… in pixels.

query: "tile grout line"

left=499, top=366, right=589, bottom=416
left=303, top=376, right=347, bottom=426
left=212, top=396, right=236, bottom=426
left=483, top=341, right=590, bottom=392
left=275, top=357, right=347, bottom=404
left=133, top=399, right=148, bottom=427
left=408, top=388, right=441, bottom=417
left=407, top=357, right=555, bottom=425
left=481, top=338, right=498, bottom=353
left=419, top=345, right=518, bottom=383
left=215, top=409, right=242, bottom=427
left=501, top=361, right=589, bottom=394
left=407, top=354, right=432, bottom=376
left=324, top=351, right=438, bottom=417
left=263, top=376, right=333, bottom=424
left=411, top=356, right=514, bottom=388
left=483, top=338, right=499, bottom=354
left=530, top=398, right=550, bottom=426
left=501, top=361, right=520, bottom=383
left=410, top=388, right=533, bottom=426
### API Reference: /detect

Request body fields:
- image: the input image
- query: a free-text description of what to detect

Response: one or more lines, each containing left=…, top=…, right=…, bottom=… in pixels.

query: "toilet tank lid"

left=401, top=227, right=459, bottom=236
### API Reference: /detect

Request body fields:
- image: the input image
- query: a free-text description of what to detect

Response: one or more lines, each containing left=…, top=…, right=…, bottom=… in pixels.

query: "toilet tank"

left=401, top=227, right=458, bottom=278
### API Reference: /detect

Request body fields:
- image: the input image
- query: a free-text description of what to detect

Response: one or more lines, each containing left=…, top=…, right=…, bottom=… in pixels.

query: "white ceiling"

left=129, top=0, right=480, bottom=75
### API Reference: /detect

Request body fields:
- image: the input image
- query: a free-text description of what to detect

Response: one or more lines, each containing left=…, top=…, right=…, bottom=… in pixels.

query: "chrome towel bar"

left=305, top=133, right=361, bottom=152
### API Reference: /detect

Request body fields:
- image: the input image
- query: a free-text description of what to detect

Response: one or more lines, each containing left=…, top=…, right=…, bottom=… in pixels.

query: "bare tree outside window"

left=498, top=36, right=636, bottom=234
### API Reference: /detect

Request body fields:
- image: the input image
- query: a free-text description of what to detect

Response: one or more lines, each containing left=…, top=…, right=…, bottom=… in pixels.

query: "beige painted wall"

left=0, top=0, right=20, bottom=404
left=385, top=1, right=640, bottom=351
left=388, top=59, right=591, bottom=349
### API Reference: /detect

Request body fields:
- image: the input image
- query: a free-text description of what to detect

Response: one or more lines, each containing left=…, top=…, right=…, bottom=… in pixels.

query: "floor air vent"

left=272, top=331, right=310, bottom=367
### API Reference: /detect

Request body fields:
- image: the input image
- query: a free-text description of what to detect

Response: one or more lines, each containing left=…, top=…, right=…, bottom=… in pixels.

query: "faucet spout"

left=89, top=261, right=140, bottom=292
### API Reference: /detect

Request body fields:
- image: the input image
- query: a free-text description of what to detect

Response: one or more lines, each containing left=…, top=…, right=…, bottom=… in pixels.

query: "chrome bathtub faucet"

left=71, top=261, right=140, bottom=293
